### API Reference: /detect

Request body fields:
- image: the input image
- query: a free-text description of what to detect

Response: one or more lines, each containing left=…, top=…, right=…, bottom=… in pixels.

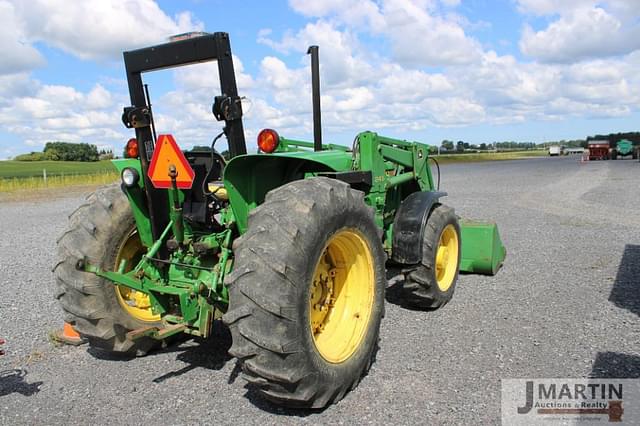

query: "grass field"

left=0, top=160, right=115, bottom=178
left=0, top=151, right=547, bottom=193
left=0, top=160, right=118, bottom=192
left=431, top=150, right=547, bottom=163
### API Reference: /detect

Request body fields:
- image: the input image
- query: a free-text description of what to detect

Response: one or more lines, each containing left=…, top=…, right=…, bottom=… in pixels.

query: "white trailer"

left=548, top=146, right=561, bottom=156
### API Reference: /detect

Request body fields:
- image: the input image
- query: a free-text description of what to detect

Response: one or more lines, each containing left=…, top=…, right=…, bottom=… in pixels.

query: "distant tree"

left=99, top=151, right=114, bottom=160
left=456, top=141, right=464, bottom=152
left=479, top=143, right=487, bottom=150
left=14, top=152, right=46, bottom=161
left=441, top=140, right=454, bottom=151
left=44, top=142, right=99, bottom=161
left=540, top=139, right=587, bottom=148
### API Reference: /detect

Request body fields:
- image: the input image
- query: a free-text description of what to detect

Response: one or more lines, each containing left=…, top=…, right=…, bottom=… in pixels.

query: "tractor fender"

left=223, top=152, right=352, bottom=233
left=391, top=190, right=447, bottom=264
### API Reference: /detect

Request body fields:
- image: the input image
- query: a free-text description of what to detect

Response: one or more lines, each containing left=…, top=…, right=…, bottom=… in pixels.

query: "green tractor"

left=610, top=139, right=639, bottom=160
left=54, top=33, right=506, bottom=408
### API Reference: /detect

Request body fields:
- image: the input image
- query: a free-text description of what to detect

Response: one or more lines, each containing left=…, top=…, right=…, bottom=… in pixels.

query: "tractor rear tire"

left=223, top=177, right=386, bottom=408
left=53, top=184, right=162, bottom=355
left=402, top=204, right=461, bottom=309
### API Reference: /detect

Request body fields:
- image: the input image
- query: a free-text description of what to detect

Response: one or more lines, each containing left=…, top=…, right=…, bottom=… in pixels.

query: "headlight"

left=121, top=167, right=139, bottom=187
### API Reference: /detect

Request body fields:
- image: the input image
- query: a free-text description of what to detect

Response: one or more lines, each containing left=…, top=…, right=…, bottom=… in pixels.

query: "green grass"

left=0, top=160, right=115, bottom=178
left=0, top=172, right=119, bottom=192
left=0, top=160, right=118, bottom=192
left=432, top=150, right=547, bottom=163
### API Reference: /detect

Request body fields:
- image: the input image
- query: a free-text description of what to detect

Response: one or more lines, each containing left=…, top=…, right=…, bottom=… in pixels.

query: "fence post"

left=43, top=169, right=47, bottom=187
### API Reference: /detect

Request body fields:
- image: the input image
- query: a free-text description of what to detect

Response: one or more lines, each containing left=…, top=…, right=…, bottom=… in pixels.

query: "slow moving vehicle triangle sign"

left=147, top=134, right=195, bottom=189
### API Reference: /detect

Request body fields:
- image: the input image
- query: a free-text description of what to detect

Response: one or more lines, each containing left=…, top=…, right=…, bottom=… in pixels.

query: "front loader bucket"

left=459, top=220, right=506, bottom=275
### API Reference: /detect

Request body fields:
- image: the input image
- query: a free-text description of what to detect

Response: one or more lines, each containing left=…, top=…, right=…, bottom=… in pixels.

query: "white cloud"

left=260, top=57, right=307, bottom=91
left=376, top=66, right=454, bottom=103
left=258, top=21, right=375, bottom=87
left=254, top=24, right=640, bottom=136
left=562, top=61, right=634, bottom=104
left=172, top=55, right=255, bottom=94
left=0, top=73, right=36, bottom=105
left=0, top=1, right=45, bottom=75
left=0, top=81, right=128, bottom=153
left=8, top=0, right=202, bottom=61
left=0, top=0, right=213, bottom=156
left=254, top=5, right=487, bottom=134
left=332, top=87, right=376, bottom=111
left=286, top=0, right=482, bottom=67
left=515, top=0, right=595, bottom=15
left=520, top=6, right=640, bottom=62
left=382, top=0, right=482, bottom=66
left=289, top=0, right=385, bottom=28
left=0, top=0, right=208, bottom=159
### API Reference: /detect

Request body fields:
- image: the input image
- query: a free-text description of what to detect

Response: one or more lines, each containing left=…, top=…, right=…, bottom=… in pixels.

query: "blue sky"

left=1, top=0, right=639, bottom=159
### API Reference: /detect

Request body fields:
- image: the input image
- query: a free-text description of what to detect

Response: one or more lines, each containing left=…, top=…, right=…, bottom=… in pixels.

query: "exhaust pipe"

left=307, top=45, right=322, bottom=151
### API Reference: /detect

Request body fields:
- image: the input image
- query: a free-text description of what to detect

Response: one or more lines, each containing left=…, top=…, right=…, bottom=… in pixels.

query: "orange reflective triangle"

left=147, top=134, right=195, bottom=189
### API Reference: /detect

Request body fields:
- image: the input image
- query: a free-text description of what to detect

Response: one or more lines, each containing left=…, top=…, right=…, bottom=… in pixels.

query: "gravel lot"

left=1, top=156, right=639, bottom=424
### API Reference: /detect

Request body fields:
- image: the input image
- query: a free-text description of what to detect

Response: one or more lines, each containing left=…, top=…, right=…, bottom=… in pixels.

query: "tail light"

left=257, top=129, right=279, bottom=153
left=125, top=138, right=139, bottom=158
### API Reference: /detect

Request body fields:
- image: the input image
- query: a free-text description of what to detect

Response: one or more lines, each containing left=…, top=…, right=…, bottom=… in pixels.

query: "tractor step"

left=126, top=323, right=187, bottom=341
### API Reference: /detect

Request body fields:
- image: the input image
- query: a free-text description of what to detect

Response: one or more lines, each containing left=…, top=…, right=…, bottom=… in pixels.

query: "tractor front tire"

left=54, top=184, right=162, bottom=355
left=402, top=204, right=461, bottom=309
left=223, top=178, right=386, bottom=408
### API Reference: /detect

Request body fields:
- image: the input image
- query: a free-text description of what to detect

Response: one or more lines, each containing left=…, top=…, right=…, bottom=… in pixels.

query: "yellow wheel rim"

left=114, top=229, right=160, bottom=322
left=309, top=229, right=375, bottom=364
left=435, top=224, right=459, bottom=292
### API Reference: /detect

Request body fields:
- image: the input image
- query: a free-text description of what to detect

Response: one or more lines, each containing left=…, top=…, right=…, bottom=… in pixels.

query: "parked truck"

left=587, top=140, right=610, bottom=160
left=548, top=145, right=561, bottom=156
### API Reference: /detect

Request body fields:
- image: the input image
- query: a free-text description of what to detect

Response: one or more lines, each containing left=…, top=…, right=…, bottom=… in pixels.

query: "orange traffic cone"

left=53, top=322, right=86, bottom=346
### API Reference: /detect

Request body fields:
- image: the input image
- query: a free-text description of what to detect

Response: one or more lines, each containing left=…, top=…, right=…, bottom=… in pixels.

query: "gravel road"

left=1, top=156, right=638, bottom=424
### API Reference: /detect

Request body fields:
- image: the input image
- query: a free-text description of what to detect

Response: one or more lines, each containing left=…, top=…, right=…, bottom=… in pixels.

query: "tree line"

left=542, top=132, right=640, bottom=148
left=440, top=140, right=537, bottom=152
left=440, top=131, right=639, bottom=152
left=14, top=142, right=111, bottom=162
left=585, top=132, right=640, bottom=146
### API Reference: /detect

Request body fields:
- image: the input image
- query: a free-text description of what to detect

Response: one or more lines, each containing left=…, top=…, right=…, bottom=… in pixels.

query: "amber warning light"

left=125, top=138, right=138, bottom=158
left=257, top=129, right=279, bottom=153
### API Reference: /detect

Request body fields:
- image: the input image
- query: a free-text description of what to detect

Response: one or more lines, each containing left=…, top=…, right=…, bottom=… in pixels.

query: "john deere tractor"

left=54, top=32, right=505, bottom=408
